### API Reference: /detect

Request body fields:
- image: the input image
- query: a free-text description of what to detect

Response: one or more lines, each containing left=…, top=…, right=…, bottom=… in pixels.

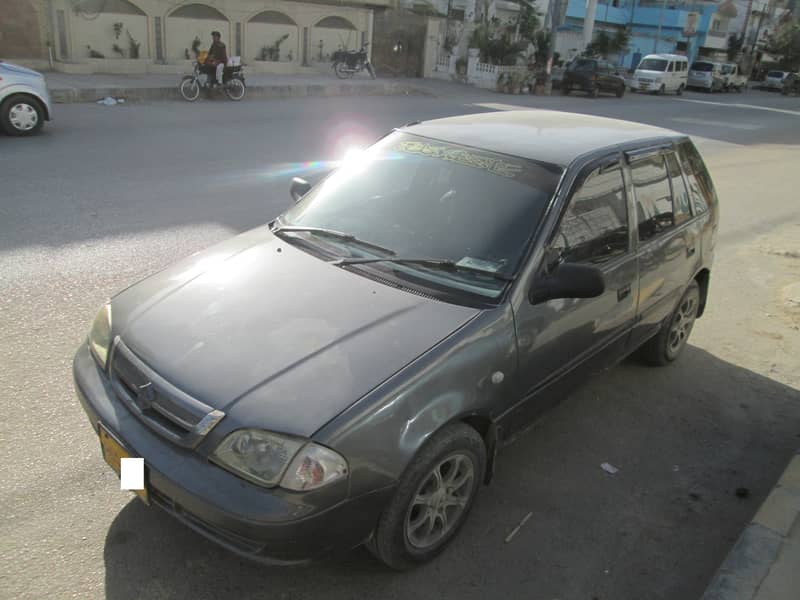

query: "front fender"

left=0, top=84, right=51, bottom=120
left=314, top=305, right=517, bottom=498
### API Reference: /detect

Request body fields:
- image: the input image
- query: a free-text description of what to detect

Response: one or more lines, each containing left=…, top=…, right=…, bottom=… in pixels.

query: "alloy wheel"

left=405, top=453, right=474, bottom=550
left=667, top=295, right=697, bottom=358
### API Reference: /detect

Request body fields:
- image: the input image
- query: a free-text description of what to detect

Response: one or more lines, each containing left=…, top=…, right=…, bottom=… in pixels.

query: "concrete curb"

left=701, top=451, right=800, bottom=600
left=50, top=81, right=434, bottom=104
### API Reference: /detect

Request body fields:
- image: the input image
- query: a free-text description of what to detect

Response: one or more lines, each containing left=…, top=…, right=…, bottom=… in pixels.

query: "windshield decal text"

left=394, top=141, right=524, bottom=179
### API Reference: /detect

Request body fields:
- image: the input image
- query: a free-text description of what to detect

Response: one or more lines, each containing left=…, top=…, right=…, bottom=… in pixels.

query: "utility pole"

left=544, top=0, right=559, bottom=95
left=653, top=0, right=666, bottom=53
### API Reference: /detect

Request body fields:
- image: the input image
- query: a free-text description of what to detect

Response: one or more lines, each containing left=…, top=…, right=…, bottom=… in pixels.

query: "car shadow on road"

left=101, top=345, right=799, bottom=600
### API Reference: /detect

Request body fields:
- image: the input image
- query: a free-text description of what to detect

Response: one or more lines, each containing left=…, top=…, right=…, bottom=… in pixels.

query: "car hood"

left=0, top=62, right=43, bottom=78
left=112, top=227, right=480, bottom=437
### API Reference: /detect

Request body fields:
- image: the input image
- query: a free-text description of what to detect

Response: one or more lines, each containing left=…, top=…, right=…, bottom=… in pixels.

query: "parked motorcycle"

left=331, top=44, right=375, bottom=80
left=180, top=58, right=246, bottom=102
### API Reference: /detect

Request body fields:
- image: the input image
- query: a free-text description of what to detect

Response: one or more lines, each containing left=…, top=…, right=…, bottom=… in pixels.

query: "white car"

left=0, top=61, right=52, bottom=136
left=764, top=70, right=789, bottom=90
left=631, top=54, right=689, bottom=95
left=688, top=60, right=723, bottom=92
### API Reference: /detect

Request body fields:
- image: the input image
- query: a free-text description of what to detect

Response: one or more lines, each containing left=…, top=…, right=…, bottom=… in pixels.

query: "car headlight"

left=88, top=303, right=112, bottom=370
left=211, top=429, right=348, bottom=490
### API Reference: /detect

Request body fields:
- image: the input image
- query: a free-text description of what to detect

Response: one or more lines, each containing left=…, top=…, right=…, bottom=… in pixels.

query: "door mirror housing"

left=529, top=263, right=606, bottom=305
left=290, top=177, right=311, bottom=203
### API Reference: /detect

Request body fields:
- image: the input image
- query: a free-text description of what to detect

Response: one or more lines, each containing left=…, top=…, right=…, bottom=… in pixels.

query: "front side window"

left=554, top=164, right=629, bottom=264
left=665, top=152, right=691, bottom=225
left=631, top=154, right=674, bottom=241
left=638, top=58, right=668, bottom=71
left=668, top=62, right=675, bottom=72
left=279, top=132, right=562, bottom=301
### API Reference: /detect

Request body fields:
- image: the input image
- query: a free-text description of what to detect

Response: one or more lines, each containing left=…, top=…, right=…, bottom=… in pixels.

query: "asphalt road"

left=1, top=86, right=799, bottom=600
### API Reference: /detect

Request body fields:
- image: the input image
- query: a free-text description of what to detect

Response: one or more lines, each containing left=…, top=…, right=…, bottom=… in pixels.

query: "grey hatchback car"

left=74, top=110, right=718, bottom=569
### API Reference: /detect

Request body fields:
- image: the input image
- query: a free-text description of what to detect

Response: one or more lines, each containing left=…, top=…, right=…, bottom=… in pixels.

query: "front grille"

left=109, top=338, right=224, bottom=448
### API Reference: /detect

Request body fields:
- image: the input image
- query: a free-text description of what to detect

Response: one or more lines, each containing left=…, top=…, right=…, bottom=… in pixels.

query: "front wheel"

left=1, top=94, right=44, bottom=136
left=655, top=84, right=665, bottom=95
left=179, top=76, right=200, bottom=102
left=366, top=423, right=485, bottom=570
left=616, top=84, right=625, bottom=98
left=225, top=77, right=246, bottom=101
left=639, top=281, right=700, bottom=366
left=333, top=61, right=349, bottom=79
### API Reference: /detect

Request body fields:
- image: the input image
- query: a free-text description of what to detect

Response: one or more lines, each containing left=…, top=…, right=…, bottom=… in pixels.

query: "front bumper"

left=73, top=343, right=394, bottom=564
left=632, top=79, right=661, bottom=92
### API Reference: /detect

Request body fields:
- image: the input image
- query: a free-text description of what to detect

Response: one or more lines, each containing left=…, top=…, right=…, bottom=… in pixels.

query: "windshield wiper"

left=271, top=225, right=396, bottom=256
left=332, top=257, right=515, bottom=282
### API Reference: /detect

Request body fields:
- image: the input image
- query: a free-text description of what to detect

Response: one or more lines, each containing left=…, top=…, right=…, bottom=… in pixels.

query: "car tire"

left=1, top=94, right=45, bottom=136
left=366, top=423, right=486, bottom=570
left=655, top=84, right=665, bottom=95
left=640, top=280, right=700, bottom=366
left=676, top=84, right=684, bottom=96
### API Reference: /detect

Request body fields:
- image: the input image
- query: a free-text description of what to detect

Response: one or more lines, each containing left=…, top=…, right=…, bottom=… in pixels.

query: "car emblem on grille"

left=136, top=381, right=155, bottom=410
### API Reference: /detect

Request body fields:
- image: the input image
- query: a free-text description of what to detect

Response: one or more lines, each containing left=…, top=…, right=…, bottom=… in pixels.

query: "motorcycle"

left=180, top=58, right=246, bottom=102
left=331, top=43, right=376, bottom=80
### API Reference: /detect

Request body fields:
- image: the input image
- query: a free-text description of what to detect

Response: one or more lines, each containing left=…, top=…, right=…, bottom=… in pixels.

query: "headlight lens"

left=211, top=429, right=305, bottom=487
left=89, top=303, right=112, bottom=369
left=280, top=443, right=349, bottom=491
left=211, top=429, right=348, bottom=490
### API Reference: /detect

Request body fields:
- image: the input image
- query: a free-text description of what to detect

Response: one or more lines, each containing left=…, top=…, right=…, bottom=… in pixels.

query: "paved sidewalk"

left=44, top=72, right=486, bottom=103
left=702, top=451, right=800, bottom=600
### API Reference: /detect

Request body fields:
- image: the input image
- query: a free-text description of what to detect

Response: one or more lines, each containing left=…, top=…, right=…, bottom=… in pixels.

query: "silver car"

left=0, top=61, right=52, bottom=136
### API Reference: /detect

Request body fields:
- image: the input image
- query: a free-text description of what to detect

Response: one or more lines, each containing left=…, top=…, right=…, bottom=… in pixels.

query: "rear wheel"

left=1, top=94, right=44, bottom=136
left=224, top=77, right=245, bottom=101
left=639, top=281, right=700, bottom=366
left=366, top=423, right=485, bottom=570
left=676, top=84, right=684, bottom=96
left=179, top=76, right=200, bottom=102
left=616, top=84, right=625, bottom=98
left=333, top=61, right=349, bottom=79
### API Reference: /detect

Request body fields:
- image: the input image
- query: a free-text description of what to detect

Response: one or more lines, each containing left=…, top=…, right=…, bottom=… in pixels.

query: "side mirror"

left=290, top=177, right=311, bottom=203
left=529, top=263, right=605, bottom=305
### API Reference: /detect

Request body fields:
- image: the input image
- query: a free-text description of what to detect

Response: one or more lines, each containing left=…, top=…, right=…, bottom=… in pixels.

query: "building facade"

left=0, top=0, right=390, bottom=74
left=555, top=0, right=735, bottom=69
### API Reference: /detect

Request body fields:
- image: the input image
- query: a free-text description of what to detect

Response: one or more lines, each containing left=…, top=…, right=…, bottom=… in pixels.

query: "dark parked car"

left=562, top=58, right=626, bottom=97
left=74, top=110, right=718, bottom=570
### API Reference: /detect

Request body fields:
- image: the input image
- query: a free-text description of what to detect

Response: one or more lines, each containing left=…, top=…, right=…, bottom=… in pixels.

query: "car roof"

left=402, top=110, right=683, bottom=167
left=644, top=53, right=686, bottom=60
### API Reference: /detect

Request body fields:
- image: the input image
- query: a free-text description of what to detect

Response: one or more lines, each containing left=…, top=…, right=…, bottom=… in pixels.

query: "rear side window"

left=556, top=165, right=629, bottom=264
left=631, top=155, right=674, bottom=241
left=677, top=141, right=716, bottom=215
left=665, top=152, right=691, bottom=224
left=692, top=62, right=713, bottom=72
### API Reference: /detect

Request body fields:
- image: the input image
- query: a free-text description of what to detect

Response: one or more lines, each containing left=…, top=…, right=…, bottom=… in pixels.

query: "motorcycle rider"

left=204, top=31, right=227, bottom=86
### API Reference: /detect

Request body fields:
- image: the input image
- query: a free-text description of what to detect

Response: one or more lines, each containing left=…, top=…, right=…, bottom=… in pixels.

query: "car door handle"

left=687, top=246, right=696, bottom=257
left=617, top=284, right=631, bottom=301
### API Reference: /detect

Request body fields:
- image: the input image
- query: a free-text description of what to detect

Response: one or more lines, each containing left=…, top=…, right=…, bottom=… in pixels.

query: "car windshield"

left=571, top=59, right=597, bottom=71
left=767, top=71, right=785, bottom=78
left=638, top=59, right=668, bottom=72
left=691, top=62, right=714, bottom=72
left=278, top=132, right=562, bottom=301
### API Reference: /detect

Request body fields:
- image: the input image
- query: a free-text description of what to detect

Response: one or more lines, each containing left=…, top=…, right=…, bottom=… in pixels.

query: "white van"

left=631, top=53, right=689, bottom=95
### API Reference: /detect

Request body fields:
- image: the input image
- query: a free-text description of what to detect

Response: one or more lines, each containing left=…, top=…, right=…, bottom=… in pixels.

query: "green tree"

left=727, top=33, right=744, bottom=61
left=762, top=22, right=800, bottom=70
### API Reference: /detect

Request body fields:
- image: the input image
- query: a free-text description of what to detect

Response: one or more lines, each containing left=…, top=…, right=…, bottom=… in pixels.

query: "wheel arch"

left=694, top=268, right=711, bottom=317
left=1, top=89, right=49, bottom=120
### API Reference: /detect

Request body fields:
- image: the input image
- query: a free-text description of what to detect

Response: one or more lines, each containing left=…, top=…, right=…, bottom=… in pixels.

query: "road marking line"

left=675, top=98, right=800, bottom=117
left=671, top=117, right=763, bottom=130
